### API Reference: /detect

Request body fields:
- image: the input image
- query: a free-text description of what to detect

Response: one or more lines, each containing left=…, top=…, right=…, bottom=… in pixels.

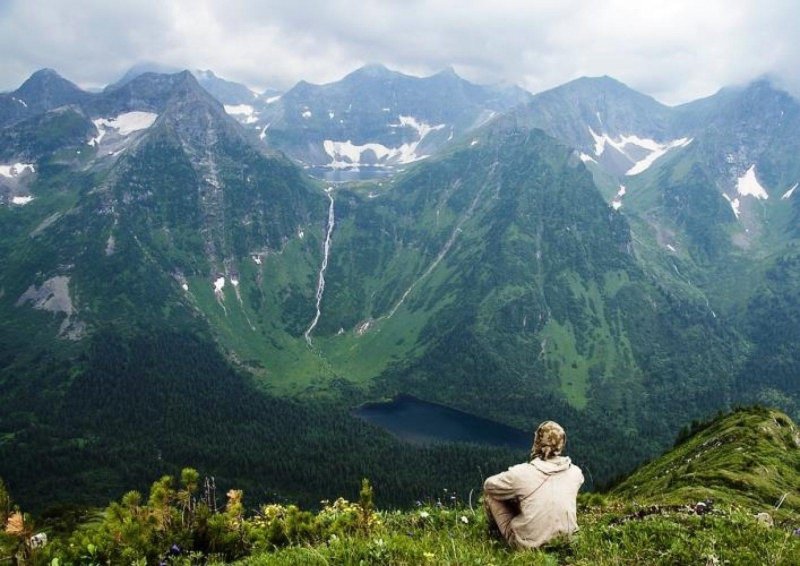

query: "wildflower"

left=419, top=511, right=430, bottom=519
left=423, top=551, right=436, bottom=560
left=460, top=515, right=469, bottom=524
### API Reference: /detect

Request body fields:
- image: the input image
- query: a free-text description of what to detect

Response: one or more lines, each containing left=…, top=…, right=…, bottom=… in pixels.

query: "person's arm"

left=483, top=466, right=520, bottom=501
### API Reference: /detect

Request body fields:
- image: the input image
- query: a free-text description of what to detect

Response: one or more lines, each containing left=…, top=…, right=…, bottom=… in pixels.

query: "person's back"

left=483, top=421, right=583, bottom=549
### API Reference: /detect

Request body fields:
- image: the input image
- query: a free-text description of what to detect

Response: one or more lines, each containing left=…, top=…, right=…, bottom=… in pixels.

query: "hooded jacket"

left=483, top=456, right=584, bottom=549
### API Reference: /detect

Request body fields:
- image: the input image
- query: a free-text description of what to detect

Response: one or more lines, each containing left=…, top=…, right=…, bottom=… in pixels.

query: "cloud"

left=1, top=0, right=799, bottom=104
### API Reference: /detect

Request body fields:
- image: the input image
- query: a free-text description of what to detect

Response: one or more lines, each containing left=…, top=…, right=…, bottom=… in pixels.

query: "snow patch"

left=0, top=163, right=35, bottom=178
left=224, top=104, right=258, bottom=124
left=781, top=183, right=798, bottom=200
left=182, top=283, right=189, bottom=291
left=328, top=111, right=335, bottom=119
left=301, top=110, right=312, bottom=119
left=611, top=185, right=626, bottom=210
left=737, top=165, right=769, bottom=200
left=723, top=194, right=741, bottom=219
left=213, top=277, right=225, bottom=296
left=11, top=195, right=34, bottom=205
left=265, top=95, right=281, bottom=104
left=322, top=115, right=445, bottom=168
left=259, top=124, right=270, bottom=140
left=589, top=128, right=662, bottom=156
left=89, top=112, right=158, bottom=146
left=579, top=152, right=597, bottom=164
left=470, top=139, right=479, bottom=146
left=396, top=115, right=445, bottom=141
left=323, top=140, right=392, bottom=168
left=252, top=255, right=262, bottom=265
left=12, top=97, right=28, bottom=108
left=625, top=138, right=693, bottom=175
left=588, top=127, right=692, bottom=174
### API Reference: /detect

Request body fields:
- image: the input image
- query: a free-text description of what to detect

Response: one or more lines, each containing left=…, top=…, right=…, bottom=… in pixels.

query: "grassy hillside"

left=3, top=407, right=799, bottom=565
left=612, top=406, right=800, bottom=515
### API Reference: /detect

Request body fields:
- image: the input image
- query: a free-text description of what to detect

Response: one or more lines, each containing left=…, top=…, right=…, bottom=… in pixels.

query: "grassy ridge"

left=613, top=407, right=800, bottom=515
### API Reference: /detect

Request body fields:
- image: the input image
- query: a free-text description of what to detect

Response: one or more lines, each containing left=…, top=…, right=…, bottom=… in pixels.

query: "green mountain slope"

left=613, top=407, right=800, bottom=514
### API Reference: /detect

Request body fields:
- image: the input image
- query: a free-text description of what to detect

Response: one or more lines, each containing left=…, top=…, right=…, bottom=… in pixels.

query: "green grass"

left=537, top=272, right=638, bottom=409
left=222, top=498, right=800, bottom=565
left=613, top=407, right=800, bottom=517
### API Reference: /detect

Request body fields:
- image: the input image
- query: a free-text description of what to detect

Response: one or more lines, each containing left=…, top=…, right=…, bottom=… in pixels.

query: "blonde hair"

left=531, top=421, right=566, bottom=460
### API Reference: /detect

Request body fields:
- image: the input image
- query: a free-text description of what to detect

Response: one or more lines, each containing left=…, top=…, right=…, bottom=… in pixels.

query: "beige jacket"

left=483, top=456, right=584, bottom=549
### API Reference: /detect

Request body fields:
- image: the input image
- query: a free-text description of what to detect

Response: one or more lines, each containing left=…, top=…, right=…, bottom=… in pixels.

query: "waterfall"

left=304, top=188, right=335, bottom=344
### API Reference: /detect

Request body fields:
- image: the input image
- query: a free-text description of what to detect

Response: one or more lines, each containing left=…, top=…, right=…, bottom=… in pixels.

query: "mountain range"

left=1, top=64, right=799, bottom=511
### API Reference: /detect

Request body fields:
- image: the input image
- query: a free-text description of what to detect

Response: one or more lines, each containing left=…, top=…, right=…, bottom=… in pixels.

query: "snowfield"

left=89, top=112, right=158, bottom=146
left=0, top=163, right=35, bottom=177
left=224, top=104, right=259, bottom=124
left=737, top=165, right=769, bottom=200
left=322, top=115, right=445, bottom=168
left=625, top=138, right=692, bottom=175
left=587, top=127, right=692, bottom=175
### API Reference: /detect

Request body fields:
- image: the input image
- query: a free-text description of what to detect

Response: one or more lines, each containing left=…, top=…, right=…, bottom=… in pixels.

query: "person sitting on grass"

left=483, top=420, right=584, bottom=549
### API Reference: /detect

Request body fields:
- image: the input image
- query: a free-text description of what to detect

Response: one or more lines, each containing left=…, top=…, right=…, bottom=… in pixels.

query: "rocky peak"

left=14, top=68, right=88, bottom=111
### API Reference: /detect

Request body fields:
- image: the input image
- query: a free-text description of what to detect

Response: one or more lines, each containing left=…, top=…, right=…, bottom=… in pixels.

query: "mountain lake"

left=354, top=394, right=531, bottom=450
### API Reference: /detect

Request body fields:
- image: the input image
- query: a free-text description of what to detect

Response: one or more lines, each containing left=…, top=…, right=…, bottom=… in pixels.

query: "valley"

left=1, top=63, right=800, bottom=517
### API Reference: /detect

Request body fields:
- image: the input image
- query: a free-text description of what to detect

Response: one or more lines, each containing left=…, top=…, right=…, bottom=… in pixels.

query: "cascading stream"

left=304, top=188, right=335, bottom=345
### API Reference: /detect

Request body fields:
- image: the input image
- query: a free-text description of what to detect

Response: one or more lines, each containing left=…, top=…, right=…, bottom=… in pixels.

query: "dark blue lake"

left=355, top=395, right=531, bottom=450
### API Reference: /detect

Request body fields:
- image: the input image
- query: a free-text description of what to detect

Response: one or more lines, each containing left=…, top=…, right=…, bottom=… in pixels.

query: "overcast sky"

left=2, top=0, right=799, bottom=105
